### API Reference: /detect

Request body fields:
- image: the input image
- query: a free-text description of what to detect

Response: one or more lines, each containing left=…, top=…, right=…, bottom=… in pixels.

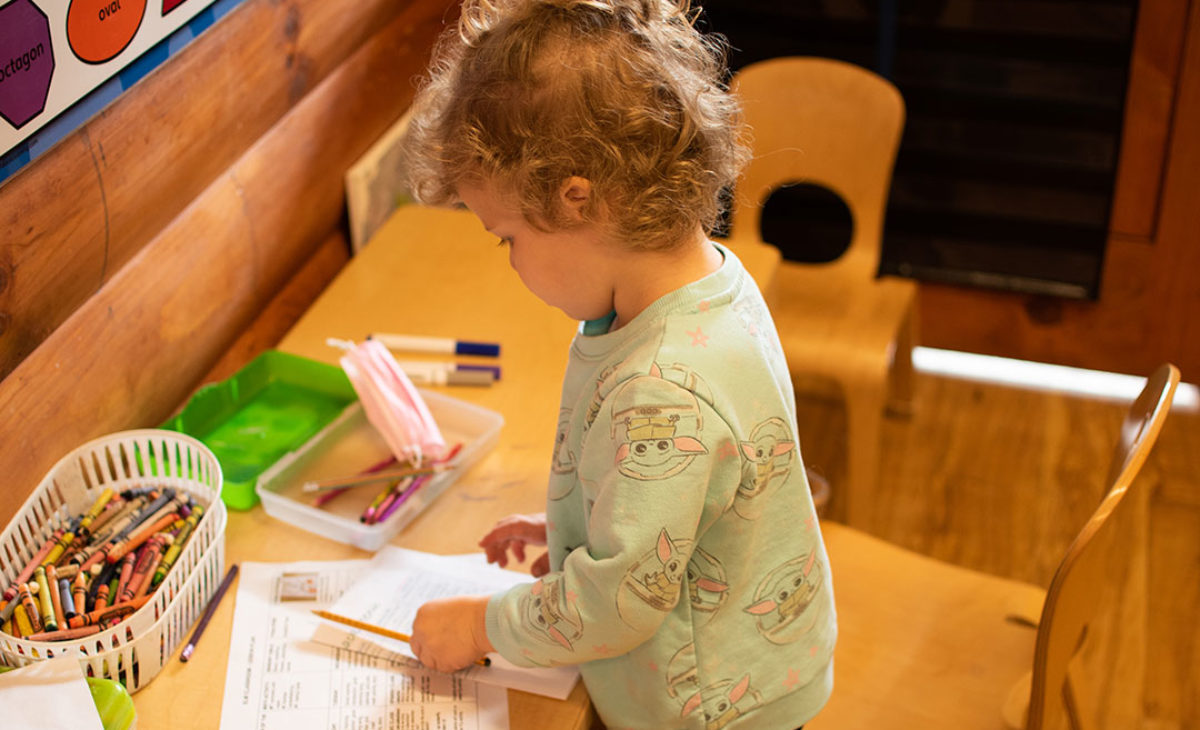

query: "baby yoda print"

left=617, top=528, right=690, bottom=627
left=610, top=373, right=708, bottom=481
left=686, top=546, right=729, bottom=620
left=519, top=574, right=584, bottom=652
left=744, top=552, right=823, bottom=644
left=548, top=409, right=578, bottom=501
left=734, top=417, right=796, bottom=518
left=680, top=674, right=762, bottom=729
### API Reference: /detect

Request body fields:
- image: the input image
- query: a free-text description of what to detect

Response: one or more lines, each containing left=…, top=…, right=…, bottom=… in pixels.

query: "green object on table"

left=87, top=677, right=137, bottom=730
left=161, top=350, right=357, bottom=510
left=0, top=667, right=134, bottom=729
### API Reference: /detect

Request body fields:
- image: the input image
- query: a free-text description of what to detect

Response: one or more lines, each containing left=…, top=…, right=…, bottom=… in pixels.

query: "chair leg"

left=886, top=301, right=918, bottom=418
left=839, top=376, right=886, bottom=529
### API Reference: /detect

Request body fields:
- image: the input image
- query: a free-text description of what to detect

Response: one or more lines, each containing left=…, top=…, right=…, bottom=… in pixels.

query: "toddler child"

left=401, top=1, right=836, bottom=727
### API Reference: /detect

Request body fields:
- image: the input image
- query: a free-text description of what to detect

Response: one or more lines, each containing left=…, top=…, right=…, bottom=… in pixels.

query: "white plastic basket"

left=0, top=430, right=226, bottom=692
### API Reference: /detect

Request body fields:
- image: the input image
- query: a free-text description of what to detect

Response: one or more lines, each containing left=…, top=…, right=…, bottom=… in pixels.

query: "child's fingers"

left=531, top=552, right=550, bottom=577
left=512, top=541, right=526, bottom=563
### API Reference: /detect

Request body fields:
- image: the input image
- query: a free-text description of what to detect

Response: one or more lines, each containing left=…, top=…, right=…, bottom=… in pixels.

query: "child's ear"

left=558, top=176, right=592, bottom=221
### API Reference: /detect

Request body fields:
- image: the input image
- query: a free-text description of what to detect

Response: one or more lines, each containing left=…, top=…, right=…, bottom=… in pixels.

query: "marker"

left=369, top=333, right=500, bottom=358
left=392, top=360, right=499, bottom=386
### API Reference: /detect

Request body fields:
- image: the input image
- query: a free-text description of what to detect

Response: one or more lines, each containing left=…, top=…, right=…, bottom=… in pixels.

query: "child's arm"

left=485, top=379, right=743, bottom=669
left=410, top=594, right=495, bottom=672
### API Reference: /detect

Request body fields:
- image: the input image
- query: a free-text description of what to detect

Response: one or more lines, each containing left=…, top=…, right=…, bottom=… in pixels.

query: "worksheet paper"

left=310, top=547, right=580, bottom=700
left=219, top=559, right=509, bottom=730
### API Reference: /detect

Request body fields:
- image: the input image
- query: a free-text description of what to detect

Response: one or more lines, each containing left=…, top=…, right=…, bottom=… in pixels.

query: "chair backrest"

left=729, top=57, right=905, bottom=273
left=1027, top=363, right=1180, bottom=729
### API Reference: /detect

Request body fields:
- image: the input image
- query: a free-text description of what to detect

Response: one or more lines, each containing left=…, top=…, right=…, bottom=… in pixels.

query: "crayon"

left=72, top=573, right=88, bottom=616
left=45, top=565, right=66, bottom=628
left=34, top=567, right=57, bottom=632
left=360, top=478, right=405, bottom=523
left=87, top=561, right=117, bottom=610
left=85, top=498, right=126, bottom=536
left=12, top=603, right=33, bottom=637
left=0, top=595, right=16, bottom=624
left=153, top=508, right=202, bottom=587
left=59, top=577, right=77, bottom=619
left=113, top=553, right=136, bottom=606
left=16, top=582, right=41, bottom=633
left=76, top=487, right=115, bottom=539
left=4, top=527, right=64, bottom=602
left=134, top=542, right=170, bottom=600
left=122, top=535, right=169, bottom=603
left=106, top=509, right=179, bottom=565
left=24, top=624, right=101, bottom=642
left=42, top=522, right=79, bottom=567
left=67, top=595, right=150, bottom=629
left=93, top=580, right=112, bottom=613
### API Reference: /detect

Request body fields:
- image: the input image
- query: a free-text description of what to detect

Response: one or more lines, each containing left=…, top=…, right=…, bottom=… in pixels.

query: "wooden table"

left=130, top=205, right=780, bottom=728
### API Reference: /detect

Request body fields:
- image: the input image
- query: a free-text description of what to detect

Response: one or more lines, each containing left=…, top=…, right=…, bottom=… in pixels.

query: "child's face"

left=457, top=180, right=617, bottom=322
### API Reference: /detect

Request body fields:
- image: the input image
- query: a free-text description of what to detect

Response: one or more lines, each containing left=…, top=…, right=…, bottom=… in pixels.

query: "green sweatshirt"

left=486, top=243, right=836, bottom=729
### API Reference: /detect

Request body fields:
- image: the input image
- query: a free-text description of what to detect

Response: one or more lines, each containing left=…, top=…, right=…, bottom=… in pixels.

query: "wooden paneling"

left=1109, top=0, right=1190, bottom=240
left=0, top=0, right=437, bottom=380
left=196, top=229, right=351, bottom=389
left=0, top=2, right=450, bottom=528
left=918, top=0, right=1200, bottom=381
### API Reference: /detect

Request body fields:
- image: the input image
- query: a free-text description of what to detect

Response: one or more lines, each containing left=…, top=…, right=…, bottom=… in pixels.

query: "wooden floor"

left=794, top=371, right=1200, bottom=730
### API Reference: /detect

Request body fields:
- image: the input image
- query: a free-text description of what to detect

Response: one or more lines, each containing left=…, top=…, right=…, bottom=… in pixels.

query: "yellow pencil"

left=311, top=609, right=490, bottom=667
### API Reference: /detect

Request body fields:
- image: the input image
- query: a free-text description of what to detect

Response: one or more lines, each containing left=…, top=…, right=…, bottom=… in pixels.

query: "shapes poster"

left=0, top=0, right=219, bottom=158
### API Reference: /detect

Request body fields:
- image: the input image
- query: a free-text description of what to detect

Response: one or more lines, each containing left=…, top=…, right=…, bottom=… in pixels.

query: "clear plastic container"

left=255, top=391, right=503, bottom=551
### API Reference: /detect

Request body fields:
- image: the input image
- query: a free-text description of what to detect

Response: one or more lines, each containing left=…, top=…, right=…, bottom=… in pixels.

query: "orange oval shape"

left=67, top=0, right=146, bottom=64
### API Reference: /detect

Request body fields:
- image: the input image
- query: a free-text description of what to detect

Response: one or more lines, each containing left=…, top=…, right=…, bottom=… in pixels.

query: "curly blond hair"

left=400, top=0, right=748, bottom=250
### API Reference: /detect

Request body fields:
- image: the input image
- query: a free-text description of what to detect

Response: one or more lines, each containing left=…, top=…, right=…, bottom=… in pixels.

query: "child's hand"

left=410, top=595, right=494, bottom=673
left=480, top=512, right=549, bottom=576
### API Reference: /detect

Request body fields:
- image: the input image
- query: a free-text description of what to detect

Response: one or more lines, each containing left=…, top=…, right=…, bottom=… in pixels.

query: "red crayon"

left=123, top=535, right=169, bottom=603
left=112, top=553, right=136, bottom=605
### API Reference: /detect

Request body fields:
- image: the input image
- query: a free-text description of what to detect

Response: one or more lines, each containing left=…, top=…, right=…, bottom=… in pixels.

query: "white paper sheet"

left=310, top=547, right=580, bottom=700
left=0, top=656, right=105, bottom=730
left=219, top=559, right=509, bottom=730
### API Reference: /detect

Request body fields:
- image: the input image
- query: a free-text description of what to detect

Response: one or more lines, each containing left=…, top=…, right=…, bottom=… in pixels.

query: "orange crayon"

left=67, top=595, right=151, bottom=629
left=24, top=624, right=102, bottom=642
left=16, top=582, right=41, bottom=633
left=45, top=565, right=66, bottom=628
left=71, top=573, right=88, bottom=617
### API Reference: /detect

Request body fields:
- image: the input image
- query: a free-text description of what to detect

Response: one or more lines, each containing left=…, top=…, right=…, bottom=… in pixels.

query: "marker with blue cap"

left=369, top=333, right=500, bottom=358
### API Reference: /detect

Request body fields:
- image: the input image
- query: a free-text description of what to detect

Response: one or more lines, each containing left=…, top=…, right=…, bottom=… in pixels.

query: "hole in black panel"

left=761, top=183, right=854, bottom=264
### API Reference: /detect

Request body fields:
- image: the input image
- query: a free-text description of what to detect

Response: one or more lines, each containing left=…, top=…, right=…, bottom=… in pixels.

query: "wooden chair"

left=809, top=363, right=1180, bottom=729
left=728, top=57, right=916, bottom=527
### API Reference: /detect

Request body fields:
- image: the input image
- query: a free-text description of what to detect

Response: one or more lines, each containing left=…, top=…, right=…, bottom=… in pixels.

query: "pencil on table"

left=303, top=463, right=451, bottom=493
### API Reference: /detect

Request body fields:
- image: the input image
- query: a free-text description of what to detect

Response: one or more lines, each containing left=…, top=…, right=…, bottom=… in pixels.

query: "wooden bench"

left=0, top=0, right=456, bottom=528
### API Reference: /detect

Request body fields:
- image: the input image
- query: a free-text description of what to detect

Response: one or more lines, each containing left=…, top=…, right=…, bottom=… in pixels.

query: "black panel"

left=702, top=0, right=1137, bottom=299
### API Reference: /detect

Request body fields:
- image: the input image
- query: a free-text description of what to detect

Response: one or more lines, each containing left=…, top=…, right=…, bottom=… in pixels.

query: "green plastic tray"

left=162, top=350, right=357, bottom=510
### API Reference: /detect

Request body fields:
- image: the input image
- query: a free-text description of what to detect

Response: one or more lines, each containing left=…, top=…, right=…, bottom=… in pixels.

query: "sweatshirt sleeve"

left=485, top=373, right=741, bottom=668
